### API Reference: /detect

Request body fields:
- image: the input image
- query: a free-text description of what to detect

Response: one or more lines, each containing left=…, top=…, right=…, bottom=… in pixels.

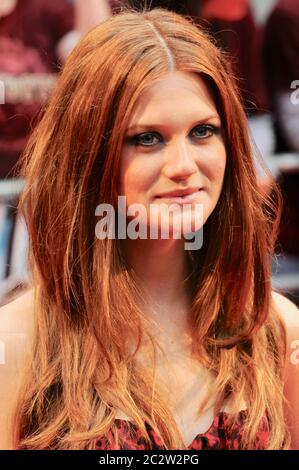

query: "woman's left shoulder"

left=271, top=290, right=299, bottom=330
left=271, top=289, right=299, bottom=371
left=271, top=290, right=299, bottom=450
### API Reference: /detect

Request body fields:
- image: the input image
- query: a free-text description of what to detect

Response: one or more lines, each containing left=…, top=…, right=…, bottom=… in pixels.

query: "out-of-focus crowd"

left=2, top=0, right=299, bottom=175
left=0, top=0, right=299, bottom=304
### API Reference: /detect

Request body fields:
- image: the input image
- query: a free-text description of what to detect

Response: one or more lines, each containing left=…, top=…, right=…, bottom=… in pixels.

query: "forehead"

left=127, top=71, right=219, bottom=128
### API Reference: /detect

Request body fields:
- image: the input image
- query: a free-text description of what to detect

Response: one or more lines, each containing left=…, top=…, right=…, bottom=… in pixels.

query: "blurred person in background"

left=198, top=0, right=268, bottom=119
left=263, top=0, right=299, bottom=260
left=0, top=0, right=74, bottom=179
left=58, top=0, right=113, bottom=60
left=263, top=0, right=299, bottom=153
left=0, top=0, right=114, bottom=180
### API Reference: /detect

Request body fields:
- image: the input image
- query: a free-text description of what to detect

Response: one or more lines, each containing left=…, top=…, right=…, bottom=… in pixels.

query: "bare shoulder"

left=271, top=290, right=299, bottom=450
left=271, top=290, right=299, bottom=330
left=0, top=287, right=35, bottom=332
left=270, top=290, right=299, bottom=369
left=0, top=287, right=35, bottom=449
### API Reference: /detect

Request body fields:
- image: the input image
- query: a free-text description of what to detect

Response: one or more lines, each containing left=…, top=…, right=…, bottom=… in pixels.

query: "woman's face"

left=119, top=71, right=226, bottom=240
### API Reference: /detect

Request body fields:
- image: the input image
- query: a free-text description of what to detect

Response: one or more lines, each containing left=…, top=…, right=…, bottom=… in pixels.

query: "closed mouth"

left=156, top=188, right=203, bottom=199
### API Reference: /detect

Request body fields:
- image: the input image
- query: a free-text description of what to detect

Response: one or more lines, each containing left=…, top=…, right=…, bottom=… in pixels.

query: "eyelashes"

left=127, top=124, right=222, bottom=148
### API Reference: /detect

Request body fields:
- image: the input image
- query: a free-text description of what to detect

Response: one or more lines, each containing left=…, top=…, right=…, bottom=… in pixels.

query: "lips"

left=157, top=187, right=201, bottom=198
left=156, top=187, right=203, bottom=204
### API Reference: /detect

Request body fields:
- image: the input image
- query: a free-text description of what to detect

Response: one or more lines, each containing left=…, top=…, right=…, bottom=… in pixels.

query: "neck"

left=123, top=237, right=191, bottom=299
left=121, top=238, right=193, bottom=347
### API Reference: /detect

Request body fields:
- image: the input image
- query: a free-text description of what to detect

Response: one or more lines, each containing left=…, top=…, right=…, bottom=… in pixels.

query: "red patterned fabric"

left=95, top=409, right=270, bottom=450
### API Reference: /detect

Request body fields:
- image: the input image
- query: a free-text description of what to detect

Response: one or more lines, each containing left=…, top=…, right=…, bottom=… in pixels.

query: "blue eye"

left=133, top=132, right=160, bottom=147
left=193, top=124, right=219, bottom=139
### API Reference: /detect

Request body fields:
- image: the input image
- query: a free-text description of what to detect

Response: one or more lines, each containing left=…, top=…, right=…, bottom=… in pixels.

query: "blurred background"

left=0, top=0, right=298, bottom=306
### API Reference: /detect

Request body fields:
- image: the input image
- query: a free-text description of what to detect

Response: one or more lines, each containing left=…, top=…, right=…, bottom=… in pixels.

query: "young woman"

left=0, top=7, right=298, bottom=450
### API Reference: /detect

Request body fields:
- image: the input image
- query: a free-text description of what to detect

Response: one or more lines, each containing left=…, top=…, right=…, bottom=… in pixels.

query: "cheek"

left=213, top=155, right=226, bottom=182
left=119, top=153, right=158, bottom=203
left=198, top=142, right=226, bottom=183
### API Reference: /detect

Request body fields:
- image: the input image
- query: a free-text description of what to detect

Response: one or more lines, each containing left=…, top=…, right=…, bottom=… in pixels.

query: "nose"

left=162, top=139, right=198, bottom=181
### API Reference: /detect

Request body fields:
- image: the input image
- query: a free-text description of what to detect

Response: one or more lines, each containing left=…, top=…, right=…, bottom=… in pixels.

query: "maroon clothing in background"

left=263, top=0, right=299, bottom=95
left=0, top=0, right=74, bottom=178
left=199, top=4, right=268, bottom=114
left=263, top=0, right=299, bottom=152
left=262, top=0, right=299, bottom=255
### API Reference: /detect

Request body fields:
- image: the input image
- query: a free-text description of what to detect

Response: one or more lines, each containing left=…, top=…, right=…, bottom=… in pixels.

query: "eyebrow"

left=126, top=114, right=220, bottom=133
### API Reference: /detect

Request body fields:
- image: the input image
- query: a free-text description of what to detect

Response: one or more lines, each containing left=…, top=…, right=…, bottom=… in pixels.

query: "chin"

left=157, top=213, right=204, bottom=239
